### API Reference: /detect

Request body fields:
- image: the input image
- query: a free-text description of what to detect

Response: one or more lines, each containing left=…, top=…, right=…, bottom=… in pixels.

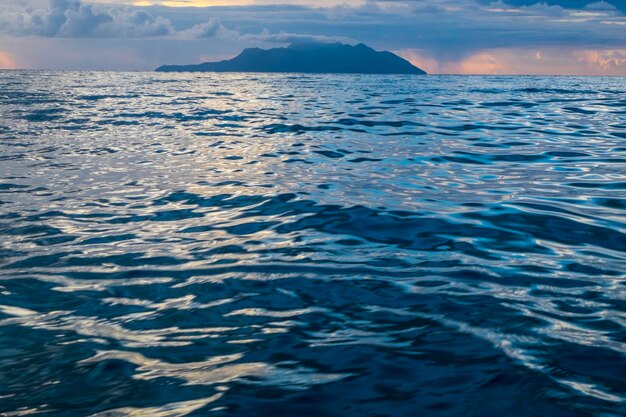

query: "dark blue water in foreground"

left=0, top=71, right=625, bottom=416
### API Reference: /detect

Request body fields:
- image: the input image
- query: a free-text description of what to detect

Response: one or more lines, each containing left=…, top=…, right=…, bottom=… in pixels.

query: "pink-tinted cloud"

left=0, top=51, right=16, bottom=69
left=396, top=49, right=514, bottom=74
left=574, top=49, right=626, bottom=73
left=453, top=53, right=514, bottom=74
left=397, top=47, right=626, bottom=75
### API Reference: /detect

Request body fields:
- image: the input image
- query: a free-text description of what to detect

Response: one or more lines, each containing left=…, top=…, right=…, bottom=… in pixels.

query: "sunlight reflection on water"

left=0, top=71, right=625, bottom=416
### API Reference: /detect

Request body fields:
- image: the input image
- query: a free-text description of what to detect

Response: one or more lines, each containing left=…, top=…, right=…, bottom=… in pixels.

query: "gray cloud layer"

left=0, top=0, right=359, bottom=42
left=2, top=0, right=175, bottom=38
left=0, top=0, right=625, bottom=72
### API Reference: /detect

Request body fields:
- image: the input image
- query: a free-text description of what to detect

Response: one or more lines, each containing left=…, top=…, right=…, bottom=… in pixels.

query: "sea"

left=0, top=71, right=625, bottom=416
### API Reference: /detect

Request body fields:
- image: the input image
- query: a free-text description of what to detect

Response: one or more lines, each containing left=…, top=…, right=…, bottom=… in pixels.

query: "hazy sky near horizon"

left=0, top=0, right=625, bottom=74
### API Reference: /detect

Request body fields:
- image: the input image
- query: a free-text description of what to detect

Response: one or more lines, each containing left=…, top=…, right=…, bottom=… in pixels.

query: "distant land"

left=156, top=42, right=426, bottom=75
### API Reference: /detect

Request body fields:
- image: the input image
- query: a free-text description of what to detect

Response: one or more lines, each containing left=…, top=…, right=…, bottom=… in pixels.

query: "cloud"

left=242, top=29, right=356, bottom=45
left=575, top=48, right=626, bottom=69
left=398, top=45, right=626, bottom=75
left=585, top=1, right=618, bottom=11
left=0, top=0, right=246, bottom=38
left=1, top=0, right=625, bottom=73
left=396, top=49, right=514, bottom=74
left=0, top=51, right=16, bottom=69
left=477, top=0, right=626, bottom=13
left=0, top=0, right=176, bottom=37
left=178, top=18, right=238, bottom=39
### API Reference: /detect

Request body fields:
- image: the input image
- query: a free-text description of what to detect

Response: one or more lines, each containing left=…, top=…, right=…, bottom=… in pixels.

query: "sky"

left=0, top=0, right=625, bottom=74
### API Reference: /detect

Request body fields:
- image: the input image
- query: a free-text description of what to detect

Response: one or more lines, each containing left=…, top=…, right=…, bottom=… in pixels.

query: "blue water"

left=0, top=71, right=625, bottom=416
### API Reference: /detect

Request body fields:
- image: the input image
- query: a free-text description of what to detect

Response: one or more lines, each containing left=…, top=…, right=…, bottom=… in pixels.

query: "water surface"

left=1, top=72, right=625, bottom=416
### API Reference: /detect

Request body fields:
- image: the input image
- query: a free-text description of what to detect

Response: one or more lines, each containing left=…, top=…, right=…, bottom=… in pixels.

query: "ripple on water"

left=0, top=72, right=625, bottom=417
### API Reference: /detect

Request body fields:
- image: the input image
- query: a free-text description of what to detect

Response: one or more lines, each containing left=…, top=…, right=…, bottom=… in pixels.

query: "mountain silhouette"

left=156, top=42, right=426, bottom=75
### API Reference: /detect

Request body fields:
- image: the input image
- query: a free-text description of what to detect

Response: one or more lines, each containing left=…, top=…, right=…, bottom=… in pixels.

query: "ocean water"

left=0, top=71, right=625, bottom=416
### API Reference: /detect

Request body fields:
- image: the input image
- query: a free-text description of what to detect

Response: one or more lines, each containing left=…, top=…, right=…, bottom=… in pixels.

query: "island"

left=156, top=42, right=426, bottom=75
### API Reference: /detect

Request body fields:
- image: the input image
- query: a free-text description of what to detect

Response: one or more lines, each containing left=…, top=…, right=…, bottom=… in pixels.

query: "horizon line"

left=2, top=68, right=626, bottom=77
